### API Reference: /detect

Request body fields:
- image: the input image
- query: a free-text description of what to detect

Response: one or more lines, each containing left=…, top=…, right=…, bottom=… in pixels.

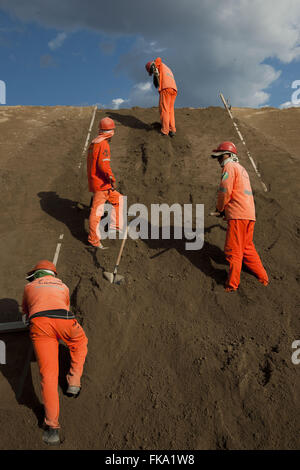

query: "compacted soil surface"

left=0, top=104, right=299, bottom=450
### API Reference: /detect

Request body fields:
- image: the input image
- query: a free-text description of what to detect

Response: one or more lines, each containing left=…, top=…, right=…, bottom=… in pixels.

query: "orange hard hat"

left=99, top=117, right=115, bottom=131
left=145, top=61, right=154, bottom=75
left=26, top=260, right=57, bottom=277
left=211, top=141, right=237, bottom=158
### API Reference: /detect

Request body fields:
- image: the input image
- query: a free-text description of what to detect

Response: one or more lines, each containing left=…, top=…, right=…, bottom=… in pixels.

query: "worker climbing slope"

left=22, top=260, right=88, bottom=446
left=211, top=142, right=269, bottom=292
left=145, top=57, right=177, bottom=137
left=87, top=117, right=124, bottom=248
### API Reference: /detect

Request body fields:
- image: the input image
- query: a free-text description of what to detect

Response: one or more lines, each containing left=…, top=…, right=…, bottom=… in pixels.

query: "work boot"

left=225, top=286, right=237, bottom=293
left=160, top=132, right=168, bottom=136
left=97, top=242, right=108, bottom=250
left=169, top=131, right=176, bottom=137
left=66, top=385, right=81, bottom=398
left=90, top=242, right=108, bottom=250
left=42, top=426, right=60, bottom=446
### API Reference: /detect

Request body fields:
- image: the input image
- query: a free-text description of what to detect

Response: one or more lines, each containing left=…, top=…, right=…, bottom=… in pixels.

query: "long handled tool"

left=219, top=92, right=268, bottom=192
left=103, top=225, right=128, bottom=284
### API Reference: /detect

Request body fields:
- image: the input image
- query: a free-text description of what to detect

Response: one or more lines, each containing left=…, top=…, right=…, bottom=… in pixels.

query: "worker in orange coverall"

left=145, top=57, right=177, bottom=137
left=87, top=117, right=124, bottom=248
left=22, top=260, right=88, bottom=446
left=211, top=141, right=269, bottom=292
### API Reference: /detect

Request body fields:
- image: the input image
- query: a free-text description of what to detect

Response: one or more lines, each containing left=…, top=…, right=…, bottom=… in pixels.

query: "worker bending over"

left=211, top=141, right=269, bottom=292
left=22, top=260, right=88, bottom=445
left=145, top=57, right=177, bottom=137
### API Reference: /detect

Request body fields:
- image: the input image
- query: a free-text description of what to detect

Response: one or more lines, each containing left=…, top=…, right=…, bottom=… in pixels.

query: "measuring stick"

left=219, top=92, right=268, bottom=192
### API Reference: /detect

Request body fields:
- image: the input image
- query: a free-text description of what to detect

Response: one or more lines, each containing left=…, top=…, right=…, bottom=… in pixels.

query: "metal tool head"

left=113, top=274, right=125, bottom=285
left=103, top=271, right=114, bottom=283
left=103, top=271, right=125, bottom=285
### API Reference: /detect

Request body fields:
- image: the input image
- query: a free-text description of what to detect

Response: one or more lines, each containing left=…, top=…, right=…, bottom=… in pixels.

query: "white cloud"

left=126, top=82, right=156, bottom=107
left=134, top=82, right=151, bottom=92
left=96, top=83, right=155, bottom=109
left=1, top=0, right=300, bottom=106
left=149, top=41, right=166, bottom=54
left=48, top=32, right=67, bottom=51
left=279, top=101, right=292, bottom=109
left=279, top=101, right=300, bottom=109
left=111, top=98, right=129, bottom=109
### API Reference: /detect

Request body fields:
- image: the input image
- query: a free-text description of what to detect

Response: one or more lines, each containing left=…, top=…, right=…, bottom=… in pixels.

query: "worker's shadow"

left=108, top=112, right=155, bottom=132
left=139, top=222, right=228, bottom=284
left=38, top=191, right=91, bottom=245
left=0, top=298, right=44, bottom=427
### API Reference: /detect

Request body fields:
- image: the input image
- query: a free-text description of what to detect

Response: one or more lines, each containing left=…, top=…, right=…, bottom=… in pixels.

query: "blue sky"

left=0, top=11, right=137, bottom=107
left=0, top=1, right=300, bottom=109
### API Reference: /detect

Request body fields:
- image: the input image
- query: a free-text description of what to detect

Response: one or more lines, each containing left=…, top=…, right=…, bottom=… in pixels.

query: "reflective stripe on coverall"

left=22, top=276, right=88, bottom=428
left=217, top=161, right=268, bottom=290
left=155, top=57, right=177, bottom=135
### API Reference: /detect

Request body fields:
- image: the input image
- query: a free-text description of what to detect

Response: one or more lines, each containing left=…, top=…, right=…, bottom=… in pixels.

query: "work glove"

left=216, top=209, right=225, bottom=218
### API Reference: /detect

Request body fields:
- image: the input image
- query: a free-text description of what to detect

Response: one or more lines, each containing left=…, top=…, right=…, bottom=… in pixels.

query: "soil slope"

left=0, top=104, right=299, bottom=450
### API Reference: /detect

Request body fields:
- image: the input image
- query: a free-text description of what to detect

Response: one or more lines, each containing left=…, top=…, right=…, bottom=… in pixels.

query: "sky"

left=0, top=0, right=300, bottom=109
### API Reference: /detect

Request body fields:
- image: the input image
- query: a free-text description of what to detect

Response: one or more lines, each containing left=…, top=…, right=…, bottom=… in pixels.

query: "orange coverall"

left=155, top=57, right=177, bottom=135
left=87, top=132, right=123, bottom=246
left=22, top=276, right=88, bottom=429
left=217, top=160, right=268, bottom=290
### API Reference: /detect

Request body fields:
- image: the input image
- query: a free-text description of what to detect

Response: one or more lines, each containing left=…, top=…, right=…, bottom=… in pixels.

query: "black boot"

left=42, top=426, right=61, bottom=446
left=66, top=385, right=81, bottom=398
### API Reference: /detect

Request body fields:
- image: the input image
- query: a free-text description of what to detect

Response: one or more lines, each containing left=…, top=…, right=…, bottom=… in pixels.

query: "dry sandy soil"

left=0, top=104, right=299, bottom=450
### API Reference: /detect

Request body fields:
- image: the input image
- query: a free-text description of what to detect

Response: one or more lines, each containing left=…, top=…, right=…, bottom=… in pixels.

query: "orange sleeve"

left=97, top=141, right=115, bottom=182
left=217, top=165, right=235, bottom=213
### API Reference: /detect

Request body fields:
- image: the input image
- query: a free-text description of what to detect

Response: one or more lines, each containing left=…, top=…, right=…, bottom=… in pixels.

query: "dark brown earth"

left=0, top=104, right=299, bottom=450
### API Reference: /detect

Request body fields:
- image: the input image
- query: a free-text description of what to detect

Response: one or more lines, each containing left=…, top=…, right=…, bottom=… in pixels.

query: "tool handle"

left=115, top=226, right=128, bottom=268
left=219, top=92, right=227, bottom=108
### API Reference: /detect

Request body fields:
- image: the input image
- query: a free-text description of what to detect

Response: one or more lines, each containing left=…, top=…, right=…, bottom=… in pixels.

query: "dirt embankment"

left=0, top=105, right=299, bottom=450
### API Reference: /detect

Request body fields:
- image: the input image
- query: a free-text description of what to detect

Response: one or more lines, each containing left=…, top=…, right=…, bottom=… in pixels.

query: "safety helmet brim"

left=26, top=260, right=57, bottom=277
left=211, top=151, right=232, bottom=159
